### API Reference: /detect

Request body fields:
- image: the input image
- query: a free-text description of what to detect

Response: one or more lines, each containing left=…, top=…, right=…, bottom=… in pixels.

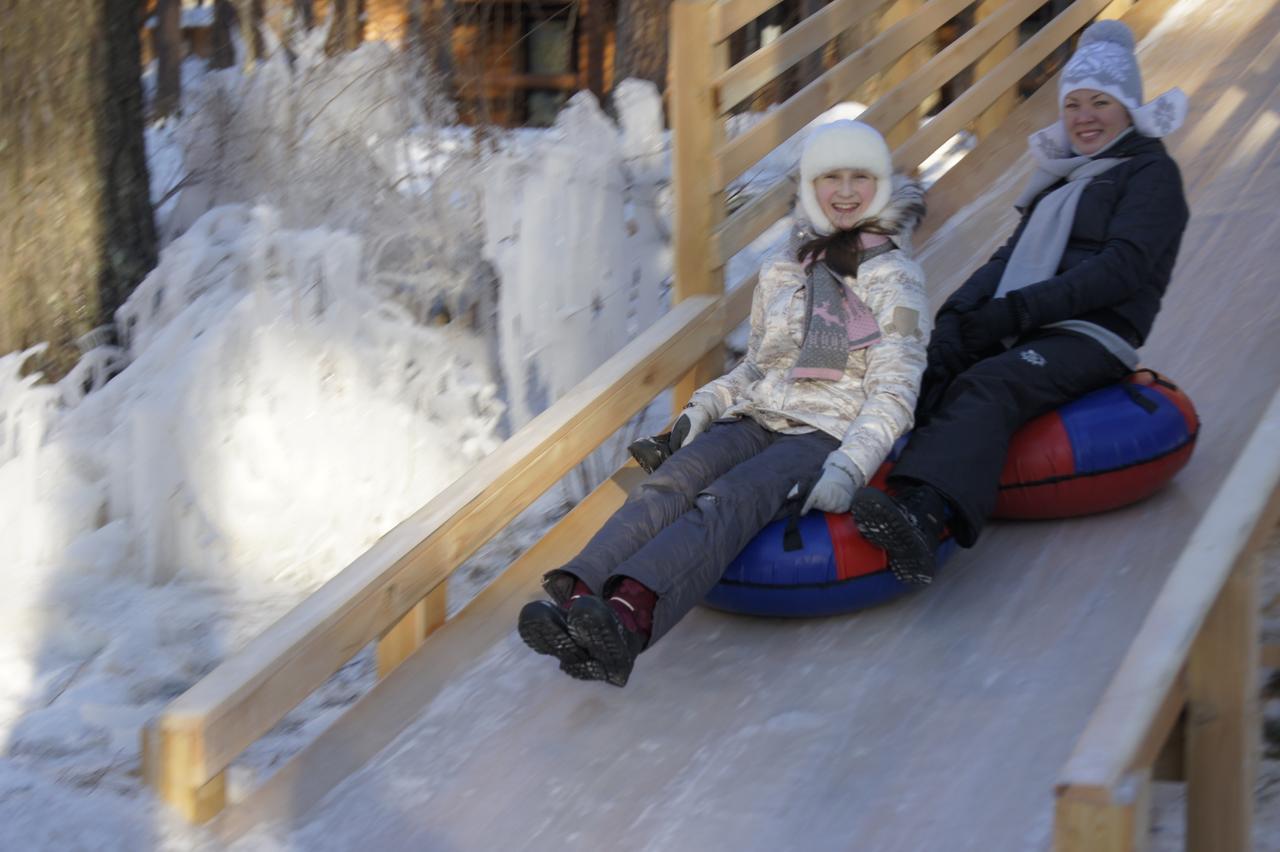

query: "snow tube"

left=704, top=370, right=1198, bottom=618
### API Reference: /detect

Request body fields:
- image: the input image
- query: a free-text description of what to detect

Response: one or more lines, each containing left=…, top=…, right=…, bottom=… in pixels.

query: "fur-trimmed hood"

left=792, top=173, right=927, bottom=256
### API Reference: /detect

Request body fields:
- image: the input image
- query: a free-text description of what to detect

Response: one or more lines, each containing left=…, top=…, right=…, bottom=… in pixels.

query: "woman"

left=850, top=20, right=1190, bottom=585
left=518, top=120, right=929, bottom=686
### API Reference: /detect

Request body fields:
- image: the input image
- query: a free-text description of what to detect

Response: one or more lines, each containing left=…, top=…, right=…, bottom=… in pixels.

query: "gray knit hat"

left=1056, top=20, right=1187, bottom=140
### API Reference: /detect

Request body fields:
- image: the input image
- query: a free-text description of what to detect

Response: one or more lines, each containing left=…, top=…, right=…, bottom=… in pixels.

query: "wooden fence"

left=141, top=1, right=1264, bottom=844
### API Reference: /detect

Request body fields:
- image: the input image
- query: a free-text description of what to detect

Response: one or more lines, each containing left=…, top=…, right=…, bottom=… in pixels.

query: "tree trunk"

left=615, top=0, right=668, bottom=92
left=295, top=0, right=314, bottom=31
left=1, top=0, right=158, bottom=379
left=325, top=0, right=365, bottom=55
left=154, top=0, right=183, bottom=117
left=237, top=0, right=266, bottom=65
left=210, top=0, right=237, bottom=69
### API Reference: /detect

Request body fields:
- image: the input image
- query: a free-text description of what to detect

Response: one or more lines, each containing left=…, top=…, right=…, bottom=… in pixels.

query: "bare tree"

left=210, top=0, right=237, bottom=69
left=237, top=0, right=267, bottom=65
left=154, top=0, right=183, bottom=117
left=295, top=0, right=315, bottom=30
left=615, top=0, right=667, bottom=92
left=325, top=0, right=366, bottom=55
left=0, top=0, right=157, bottom=378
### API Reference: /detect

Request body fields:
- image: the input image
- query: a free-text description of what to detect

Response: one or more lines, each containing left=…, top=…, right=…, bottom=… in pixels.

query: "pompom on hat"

left=798, top=120, right=893, bottom=234
left=1033, top=20, right=1187, bottom=156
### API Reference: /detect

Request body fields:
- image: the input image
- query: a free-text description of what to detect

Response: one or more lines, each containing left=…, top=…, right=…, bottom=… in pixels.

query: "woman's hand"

left=801, top=457, right=866, bottom=515
left=670, top=401, right=715, bottom=450
left=958, top=297, right=1021, bottom=353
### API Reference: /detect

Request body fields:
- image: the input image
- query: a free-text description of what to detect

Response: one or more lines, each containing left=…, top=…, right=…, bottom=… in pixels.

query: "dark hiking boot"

left=851, top=486, right=947, bottom=586
left=566, top=596, right=648, bottom=687
left=518, top=600, right=590, bottom=668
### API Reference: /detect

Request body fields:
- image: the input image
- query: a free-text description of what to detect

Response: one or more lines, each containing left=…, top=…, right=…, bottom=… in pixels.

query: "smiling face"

left=1062, top=88, right=1133, bottom=155
left=813, top=169, right=878, bottom=231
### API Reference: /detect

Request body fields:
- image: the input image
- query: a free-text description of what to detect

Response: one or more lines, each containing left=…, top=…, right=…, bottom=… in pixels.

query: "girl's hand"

left=801, top=458, right=865, bottom=515
left=670, top=402, right=714, bottom=449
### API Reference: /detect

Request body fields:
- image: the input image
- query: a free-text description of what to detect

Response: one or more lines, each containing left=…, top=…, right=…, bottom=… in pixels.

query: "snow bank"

left=0, top=202, right=501, bottom=839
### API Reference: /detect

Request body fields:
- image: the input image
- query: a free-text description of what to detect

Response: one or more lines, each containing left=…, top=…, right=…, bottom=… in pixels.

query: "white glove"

left=670, top=401, right=715, bottom=449
left=801, top=457, right=866, bottom=515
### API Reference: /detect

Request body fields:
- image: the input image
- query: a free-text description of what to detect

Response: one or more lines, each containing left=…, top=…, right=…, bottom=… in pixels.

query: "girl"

left=850, top=21, right=1190, bottom=585
left=519, top=120, right=929, bottom=686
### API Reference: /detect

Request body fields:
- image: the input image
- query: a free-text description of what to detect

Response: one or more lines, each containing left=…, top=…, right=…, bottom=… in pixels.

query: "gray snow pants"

left=544, top=418, right=838, bottom=644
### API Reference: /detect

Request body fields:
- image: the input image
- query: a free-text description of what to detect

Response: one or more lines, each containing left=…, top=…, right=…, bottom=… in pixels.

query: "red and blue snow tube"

left=704, top=370, right=1198, bottom=617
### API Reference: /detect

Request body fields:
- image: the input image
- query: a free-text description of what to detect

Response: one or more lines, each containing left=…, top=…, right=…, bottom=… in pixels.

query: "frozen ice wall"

left=482, top=81, right=671, bottom=430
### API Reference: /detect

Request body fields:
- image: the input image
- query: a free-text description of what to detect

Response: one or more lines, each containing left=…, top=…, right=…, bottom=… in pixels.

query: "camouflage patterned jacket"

left=690, top=177, right=930, bottom=484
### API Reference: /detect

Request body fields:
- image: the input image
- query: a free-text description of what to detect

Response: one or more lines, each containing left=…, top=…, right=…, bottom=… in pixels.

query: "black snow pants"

left=544, top=418, right=838, bottom=644
left=889, top=330, right=1131, bottom=547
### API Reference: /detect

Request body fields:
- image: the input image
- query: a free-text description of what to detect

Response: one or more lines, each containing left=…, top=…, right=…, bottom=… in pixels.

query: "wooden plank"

left=712, top=0, right=782, bottom=43
left=149, top=294, right=725, bottom=791
left=211, top=463, right=648, bottom=842
left=1185, top=554, right=1259, bottom=852
left=857, top=0, right=1043, bottom=144
left=710, top=172, right=795, bottom=270
left=1054, top=770, right=1151, bottom=852
left=715, top=0, right=890, bottom=112
left=893, top=0, right=1122, bottom=172
left=876, top=0, right=927, bottom=149
left=375, top=584, right=447, bottom=679
left=1263, top=642, right=1280, bottom=669
left=714, top=0, right=972, bottom=191
left=141, top=723, right=227, bottom=824
left=671, top=0, right=727, bottom=412
left=1056, top=391, right=1280, bottom=796
left=972, top=0, right=1021, bottom=140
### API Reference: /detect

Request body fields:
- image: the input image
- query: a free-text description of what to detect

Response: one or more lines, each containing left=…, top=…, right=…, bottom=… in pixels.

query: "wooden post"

left=142, top=722, right=227, bottom=824
left=669, top=0, right=726, bottom=413
left=1054, top=771, right=1151, bottom=852
left=972, top=0, right=1019, bottom=140
left=1185, top=553, right=1259, bottom=852
left=876, top=0, right=927, bottom=148
left=376, top=584, right=448, bottom=678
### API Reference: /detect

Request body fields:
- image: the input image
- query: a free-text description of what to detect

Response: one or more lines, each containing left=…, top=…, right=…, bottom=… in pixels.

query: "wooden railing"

left=142, top=0, right=1168, bottom=826
left=1053, top=391, right=1280, bottom=852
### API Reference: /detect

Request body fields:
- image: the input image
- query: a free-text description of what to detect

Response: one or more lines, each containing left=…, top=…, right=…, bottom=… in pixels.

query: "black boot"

left=518, top=600, right=591, bottom=671
left=851, top=485, right=947, bottom=586
left=565, top=596, right=648, bottom=687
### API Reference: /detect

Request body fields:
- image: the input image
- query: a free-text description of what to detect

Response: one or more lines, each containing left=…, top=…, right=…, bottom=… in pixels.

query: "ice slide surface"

left=226, top=1, right=1280, bottom=849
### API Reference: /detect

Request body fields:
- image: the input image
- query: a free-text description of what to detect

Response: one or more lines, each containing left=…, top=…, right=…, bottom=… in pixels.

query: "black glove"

left=958, top=297, right=1022, bottom=354
left=928, top=311, right=968, bottom=376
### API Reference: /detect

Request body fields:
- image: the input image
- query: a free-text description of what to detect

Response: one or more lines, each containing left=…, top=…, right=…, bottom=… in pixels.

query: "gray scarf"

left=790, top=245, right=893, bottom=381
left=994, top=155, right=1123, bottom=299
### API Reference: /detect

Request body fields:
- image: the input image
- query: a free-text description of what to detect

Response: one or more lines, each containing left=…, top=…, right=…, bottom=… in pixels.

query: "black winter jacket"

left=940, top=133, right=1189, bottom=345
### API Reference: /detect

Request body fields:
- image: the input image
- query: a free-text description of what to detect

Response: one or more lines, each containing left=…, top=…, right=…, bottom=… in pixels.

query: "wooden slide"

left=209, top=0, right=1280, bottom=848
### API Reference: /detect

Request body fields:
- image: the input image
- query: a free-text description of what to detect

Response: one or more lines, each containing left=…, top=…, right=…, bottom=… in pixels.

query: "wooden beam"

left=1262, top=642, right=1280, bottom=669
left=1186, top=554, right=1260, bottom=852
left=141, top=723, right=227, bottom=824
left=713, top=0, right=971, bottom=191
left=972, top=0, right=1021, bottom=141
left=715, top=0, right=890, bottom=112
left=146, top=294, right=725, bottom=803
left=375, top=584, right=447, bottom=679
left=211, top=463, right=648, bottom=841
left=1054, top=770, right=1151, bottom=852
left=670, top=0, right=727, bottom=412
left=712, top=0, right=782, bottom=43
left=1056, top=390, right=1280, bottom=800
left=709, top=171, right=795, bottom=271
left=893, top=0, right=1124, bottom=172
left=857, top=0, right=1043, bottom=146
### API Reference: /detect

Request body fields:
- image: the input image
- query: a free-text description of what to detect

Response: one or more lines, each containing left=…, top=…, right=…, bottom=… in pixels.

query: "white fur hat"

left=1057, top=20, right=1187, bottom=139
left=798, top=120, right=893, bottom=235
